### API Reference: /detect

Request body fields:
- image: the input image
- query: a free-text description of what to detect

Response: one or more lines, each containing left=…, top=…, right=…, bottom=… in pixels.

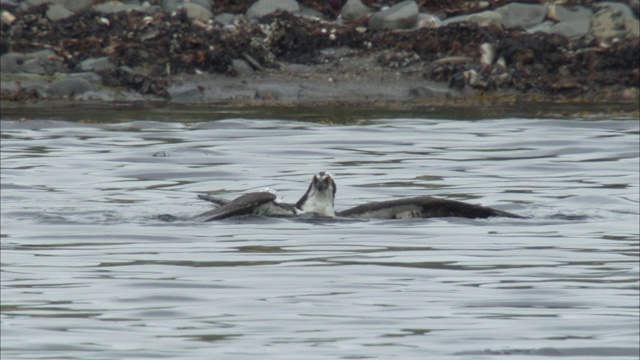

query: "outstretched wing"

left=197, top=194, right=231, bottom=207
left=196, top=192, right=297, bottom=221
left=337, top=196, right=522, bottom=219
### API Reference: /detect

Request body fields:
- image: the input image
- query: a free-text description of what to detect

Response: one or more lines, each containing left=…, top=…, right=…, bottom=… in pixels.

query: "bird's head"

left=295, top=172, right=336, bottom=216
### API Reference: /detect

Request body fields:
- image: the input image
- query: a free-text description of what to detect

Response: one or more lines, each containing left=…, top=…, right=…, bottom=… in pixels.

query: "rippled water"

left=1, top=116, right=638, bottom=359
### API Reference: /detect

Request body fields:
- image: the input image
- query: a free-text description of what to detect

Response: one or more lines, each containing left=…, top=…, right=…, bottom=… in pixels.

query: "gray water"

left=1, top=117, right=638, bottom=360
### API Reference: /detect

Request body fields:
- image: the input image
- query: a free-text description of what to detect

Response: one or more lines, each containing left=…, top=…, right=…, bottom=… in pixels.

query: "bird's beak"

left=316, top=179, right=329, bottom=190
left=316, top=176, right=333, bottom=190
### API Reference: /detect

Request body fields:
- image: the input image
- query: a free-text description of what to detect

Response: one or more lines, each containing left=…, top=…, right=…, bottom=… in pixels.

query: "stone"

left=593, top=1, right=636, bottom=21
left=93, top=2, right=157, bottom=14
left=540, top=5, right=593, bottom=38
left=191, top=0, right=214, bottom=12
left=46, top=4, right=74, bottom=22
left=0, top=50, right=63, bottom=75
left=591, top=8, right=627, bottom=41
left=1, top=52, right=27, bottom=73
left=231, top=59, right=254, bottom=77
left=442, top=10, right=502, bottom=27
left=214, top=12, right=238, bottom=26
left=46, top=78, right=93, bottom=97
left=496, top=3, right=546, bottom=30
left=341, top=0, right=369, bottom=22
left=299, top=5, right=326, bottom=19
left=80, top=57, right=114, bottom=72
left=161, top=0, right=182, bottom=13
left=416, top=13, right=442, bottom=28
left=246, top=0, right=299, bottom=21
left=62, top=0, right=92, bottom=13
left=180, top=2, right=213, bottom=22
left=625, top=17, right=640, bottom=37
left=168, top=83, right=203, bottom=103
left=368, top=0, right=419, bottom=30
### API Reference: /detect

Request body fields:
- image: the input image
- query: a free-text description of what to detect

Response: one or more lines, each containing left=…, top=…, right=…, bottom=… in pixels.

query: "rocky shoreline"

left=1, top=0, right=639, bottom=110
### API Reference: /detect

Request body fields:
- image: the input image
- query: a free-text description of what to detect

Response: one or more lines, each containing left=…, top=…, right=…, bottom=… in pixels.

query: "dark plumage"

left=337, top=196, right=523, bottom=219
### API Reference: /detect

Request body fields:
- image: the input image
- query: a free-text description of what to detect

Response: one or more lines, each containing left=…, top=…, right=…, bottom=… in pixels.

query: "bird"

left=195, top=172, right=523, bottom=221
left=196, top=172, right=336, bottom=221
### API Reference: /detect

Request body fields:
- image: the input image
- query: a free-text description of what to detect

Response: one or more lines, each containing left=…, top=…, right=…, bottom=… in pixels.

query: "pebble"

left=340, top=0, right=369, bottom=22
left=496, top=3, right=546, bottom=30
left=46, top=4, right=74, bottom=22
left=181, top=2, right=213, bottom=22
left=246, top=0, right=300, bottom=21
left=231, top=59, right=254, bottom=77
left=168, top=83, right=203, bottom=103
left=368, top=0, right=419, bottom=31
left=79, top=57, right=114, bottom=72
left=1, top=50, right=63, bottom=75
left=93, top=2, right=157, bottom=14
left=442, top=10, right=502, bottom=27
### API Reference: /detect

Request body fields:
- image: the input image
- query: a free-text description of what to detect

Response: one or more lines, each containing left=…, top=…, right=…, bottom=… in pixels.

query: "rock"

left=299, top=5, right=326, bottom=19
left=168, top=83, right=203, bottom=103
left=341, top=0, right=369, bottom=22
left=180, top=2, right=213, bottom=22
left=442, top=10, right=502, bottom=27
left=46, top=4, right=74, bottom=22
left=246, top=0, right=299, bottom=21
left=46, top=78, right=93, bottom=97
left=80, top=57, right=114, bottom=72
left=1, top=10, right=17, bottom=25
left=191, top=0, right=215, bottom=12
left=416, top=13, right=442, bottom=28
left=625, top=17, right=640, bottom=37
left=214, top=12, right=238, bottom=26
left=161, top=0, right=182, bottom=13
left=496, top=3, right=546, bottom=30
left=231, top=59, right=254, bottom=77
left=479, top=43, right=496, bottom=66
left=369, top=0, right=419, bottom=30
left=93, top=2, right=157, bottom=14
left=1, top=50, right=63, bottom=75
left=591, top=8, right=627, bottom=41
left=62, top=0, right=92, bottom=13
left=539, top=5, right=593, bottom=38
left=593, top=1, right=636, bottom=20
left=1, top=53, right=27, bottom=73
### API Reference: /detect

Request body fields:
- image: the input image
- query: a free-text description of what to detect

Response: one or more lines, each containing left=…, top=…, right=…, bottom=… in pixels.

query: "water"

left=1, top=116, right=638, bottom=359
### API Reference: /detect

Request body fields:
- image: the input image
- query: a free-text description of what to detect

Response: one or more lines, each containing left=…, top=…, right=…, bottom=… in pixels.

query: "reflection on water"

left=1, top=118, right=638, bottom=360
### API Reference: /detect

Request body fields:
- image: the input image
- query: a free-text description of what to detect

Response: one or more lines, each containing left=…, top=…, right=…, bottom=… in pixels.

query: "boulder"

left=368, top=0, right=419, bottom=30
left=496, top=3, right=546, bottom=30
left=246, top=0, right=299, bottom=21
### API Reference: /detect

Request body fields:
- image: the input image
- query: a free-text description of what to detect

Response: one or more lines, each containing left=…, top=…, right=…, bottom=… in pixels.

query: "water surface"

left=1, top=117, right=638, bottom=359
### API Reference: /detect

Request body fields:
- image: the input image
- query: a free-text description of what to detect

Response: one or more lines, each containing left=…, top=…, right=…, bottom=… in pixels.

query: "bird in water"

left=195, top=172, right=522, bottom=221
